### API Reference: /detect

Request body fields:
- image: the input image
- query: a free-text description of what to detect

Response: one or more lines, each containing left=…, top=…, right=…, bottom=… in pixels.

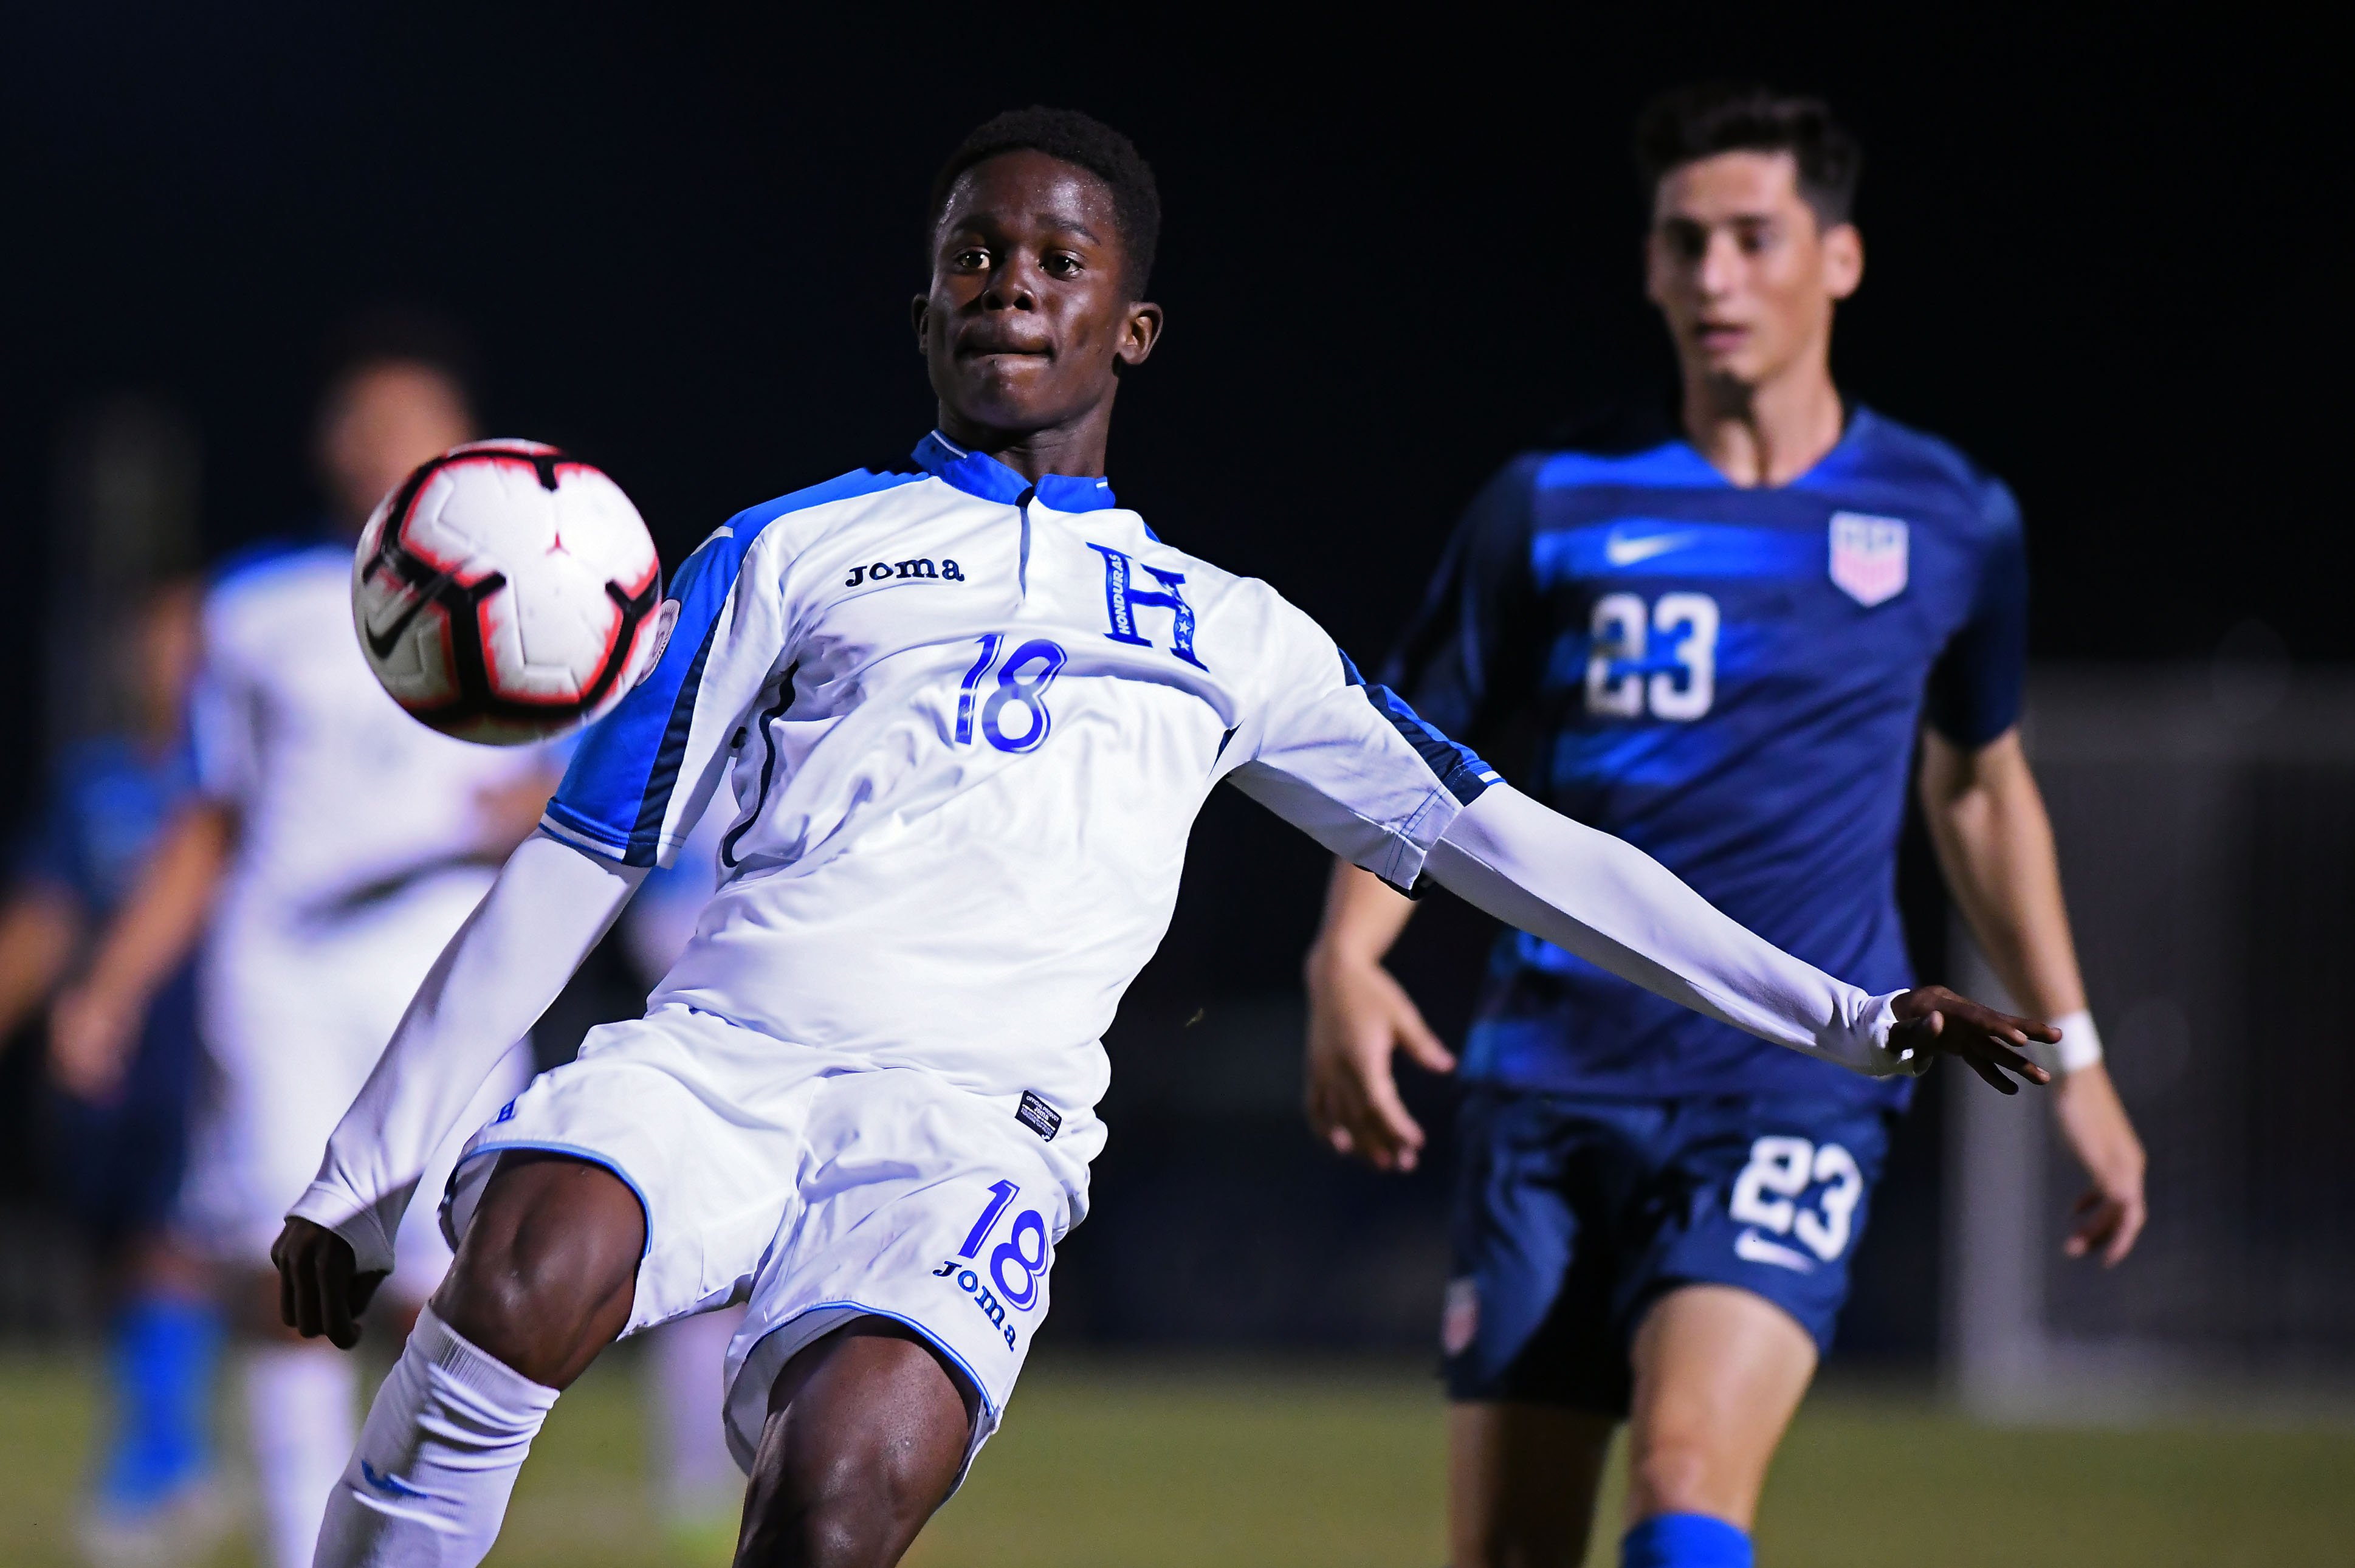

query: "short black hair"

left=315, top=304, right=481, bottom=416
left=1634, top=83, right=1862, bottom=229
left=929, top=106, right=1161, bottom=291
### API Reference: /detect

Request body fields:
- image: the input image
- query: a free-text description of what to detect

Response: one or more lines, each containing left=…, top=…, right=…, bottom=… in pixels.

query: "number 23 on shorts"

left=1728, top=1135, right=1865, bottom=1263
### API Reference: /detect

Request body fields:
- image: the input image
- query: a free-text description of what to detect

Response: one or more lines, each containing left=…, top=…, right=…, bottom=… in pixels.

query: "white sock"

left=314, top=1305, right=559, bottom=1568
left=245, top=1344, right=357, bottom=1568
left=647, top=1307, right=745, bottom=1525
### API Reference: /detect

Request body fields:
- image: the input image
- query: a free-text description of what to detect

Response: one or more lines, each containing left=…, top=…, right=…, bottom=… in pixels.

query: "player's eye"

left=1042, top=252, right=1082, bottom=278
left=953, top=247, right=991, bottom=272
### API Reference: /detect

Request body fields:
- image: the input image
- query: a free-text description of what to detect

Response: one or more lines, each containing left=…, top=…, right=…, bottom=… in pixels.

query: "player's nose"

left=1697, top=230, right=1744, bottom=294
left=979, top=255, right=1040, bottom=311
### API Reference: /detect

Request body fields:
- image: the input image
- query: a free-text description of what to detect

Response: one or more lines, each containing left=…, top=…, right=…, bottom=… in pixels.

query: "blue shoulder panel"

left=543, top=466, right=923, bottom=865
left=1340, top=648, right=1499, bottom=806
left=208, top=536, right=339, bottom=596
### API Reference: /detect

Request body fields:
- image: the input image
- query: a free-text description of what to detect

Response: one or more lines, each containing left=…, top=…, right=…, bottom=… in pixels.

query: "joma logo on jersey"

left=930, top=1258, right=1022, bottom=1350
left=844, top=557, right=966, bottom=588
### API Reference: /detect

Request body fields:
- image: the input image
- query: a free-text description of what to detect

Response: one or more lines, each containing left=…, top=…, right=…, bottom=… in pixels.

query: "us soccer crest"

left=1827, top=512, right=1909, bottom=607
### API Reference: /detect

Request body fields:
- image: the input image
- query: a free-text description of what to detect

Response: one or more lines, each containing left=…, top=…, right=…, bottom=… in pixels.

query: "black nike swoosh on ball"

left=363, top=565, right=466, bottom=659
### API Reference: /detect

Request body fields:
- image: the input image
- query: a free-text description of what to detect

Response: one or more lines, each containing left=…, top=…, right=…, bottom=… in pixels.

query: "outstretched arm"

left=1429, top=784, right=2053, bottom=1087
left=276, top=831, right=643, bottom=1343
left=1920, top=726, right=2145, bottom=1265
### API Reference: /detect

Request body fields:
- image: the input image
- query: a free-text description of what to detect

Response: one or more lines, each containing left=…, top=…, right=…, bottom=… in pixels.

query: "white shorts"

left=180, top=886, right=529, bottom=1297
left=441, top=1003, right=1098, bottom=1473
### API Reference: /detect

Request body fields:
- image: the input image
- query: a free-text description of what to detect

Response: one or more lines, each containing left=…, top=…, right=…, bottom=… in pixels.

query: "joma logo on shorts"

left=931, top=1259, right=1020, bottom=1350
left=844, top=557, right=966, bottom=588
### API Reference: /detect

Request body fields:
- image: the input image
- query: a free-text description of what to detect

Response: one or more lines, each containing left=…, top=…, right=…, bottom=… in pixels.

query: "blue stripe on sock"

left=1621, top=1511, right=1752, bottom=1568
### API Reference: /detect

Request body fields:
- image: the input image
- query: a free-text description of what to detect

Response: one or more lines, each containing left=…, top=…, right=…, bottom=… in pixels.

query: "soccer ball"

left=353, top=439, right=665, bottom=744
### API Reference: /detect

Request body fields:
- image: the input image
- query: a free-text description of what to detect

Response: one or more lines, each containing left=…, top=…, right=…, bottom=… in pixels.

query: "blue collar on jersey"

left=912, top=430, right=1119, bottom=513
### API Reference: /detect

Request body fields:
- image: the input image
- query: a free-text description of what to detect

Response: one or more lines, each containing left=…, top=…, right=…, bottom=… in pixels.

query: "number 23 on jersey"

left=1586, top=592, right=1719, bottom=721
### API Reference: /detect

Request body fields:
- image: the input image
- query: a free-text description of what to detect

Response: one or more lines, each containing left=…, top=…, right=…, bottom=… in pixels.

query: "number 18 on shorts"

left=930, top=1178, right=1055, bottom=1348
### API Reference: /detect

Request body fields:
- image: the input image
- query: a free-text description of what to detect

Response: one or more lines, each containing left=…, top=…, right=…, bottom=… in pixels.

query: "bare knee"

left=433, top=1151, right=645, bottom=1388
left=1626, top=1425, right=1717, bottom=1518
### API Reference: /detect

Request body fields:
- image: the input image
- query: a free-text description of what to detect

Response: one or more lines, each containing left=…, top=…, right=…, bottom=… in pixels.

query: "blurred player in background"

left=1302, top=85, right=2149, bottom=1568
left=0, top=580, right=223, bottom=1565
left=55, top=316, right=548, bottom=1568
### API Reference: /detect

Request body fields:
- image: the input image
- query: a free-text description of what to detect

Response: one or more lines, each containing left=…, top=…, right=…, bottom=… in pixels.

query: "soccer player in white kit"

left=62, top=322, right=545, bottom=1568
left=273, top=111, right=2055, bottom=1568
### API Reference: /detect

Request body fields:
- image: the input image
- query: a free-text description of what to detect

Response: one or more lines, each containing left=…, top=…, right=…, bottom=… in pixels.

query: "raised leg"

left=312, top=1151, right=646, bottom=1568
left=733, top=1318, right=979, bottom=1568
left=1448, top=1398, right=1617, bottom=1568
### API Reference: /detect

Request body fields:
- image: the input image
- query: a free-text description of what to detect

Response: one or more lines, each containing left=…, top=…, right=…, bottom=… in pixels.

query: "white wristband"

left=2026, top=1008, right=2103, bottom=1076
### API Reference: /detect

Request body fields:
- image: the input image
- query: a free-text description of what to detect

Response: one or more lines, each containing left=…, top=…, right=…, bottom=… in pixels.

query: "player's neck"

left=1680, top=358, right=1844, bottom=489
left=935, top=402, right=1114, bottom=485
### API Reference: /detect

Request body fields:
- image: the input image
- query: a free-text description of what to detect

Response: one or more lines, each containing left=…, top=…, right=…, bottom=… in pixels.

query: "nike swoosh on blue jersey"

left=1733, top=1228, right=1818, bottom=1273
left=1602, top=529, right=1698, bottom=566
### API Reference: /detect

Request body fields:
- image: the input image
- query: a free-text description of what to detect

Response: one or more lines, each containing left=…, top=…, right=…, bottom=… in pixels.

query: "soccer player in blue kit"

left=1304, top=86, right=2150, bottom=1568
left=274, top=108, right=2055, bottom=1568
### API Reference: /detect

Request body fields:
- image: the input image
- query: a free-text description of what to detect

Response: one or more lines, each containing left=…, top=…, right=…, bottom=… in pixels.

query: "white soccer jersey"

left=182, top=540, right=544, bottom=1262
left=540, top=432, right=1501, bottom=1116
left=193, top=542, right=553, bottom=947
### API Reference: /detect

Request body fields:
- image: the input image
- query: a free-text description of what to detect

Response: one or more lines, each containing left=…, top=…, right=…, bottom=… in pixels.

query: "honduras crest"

left=1827, top=512, right=1909, bottom=607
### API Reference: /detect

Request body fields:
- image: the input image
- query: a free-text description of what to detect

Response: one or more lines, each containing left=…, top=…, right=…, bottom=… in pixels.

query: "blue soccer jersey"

left=14, top=737, right=196, bottom=918
left=1391, top=405, right=2026, bottom=1107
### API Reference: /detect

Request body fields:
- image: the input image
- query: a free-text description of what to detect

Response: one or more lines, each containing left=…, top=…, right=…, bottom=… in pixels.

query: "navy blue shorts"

left=1441, top=1085, right=1896, bottom=1416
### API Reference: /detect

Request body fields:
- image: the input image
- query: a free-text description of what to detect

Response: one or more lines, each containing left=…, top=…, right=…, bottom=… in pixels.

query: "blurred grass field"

left=4, top=1349, right=2351, bottom=1567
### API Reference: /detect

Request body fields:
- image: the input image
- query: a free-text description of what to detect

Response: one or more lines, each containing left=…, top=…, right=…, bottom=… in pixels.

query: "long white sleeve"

left=287, top=831, right=645, bottom=1274
left=1429, top=785, right=1921, bottom=1078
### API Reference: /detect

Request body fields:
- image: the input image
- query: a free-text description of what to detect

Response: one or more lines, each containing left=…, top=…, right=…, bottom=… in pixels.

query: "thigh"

left=434, top=1149, right=648, bottom=1388
left=1623, top=1284, right=1815, bottom=1529
left=723, top=1069, right=1082, bottom=1483
left=735, top=1317, right=977, bottom=1568
left=441, top=1006, right=830, bottom=1339
left=1443, top=1088, right=1639, bottom=1416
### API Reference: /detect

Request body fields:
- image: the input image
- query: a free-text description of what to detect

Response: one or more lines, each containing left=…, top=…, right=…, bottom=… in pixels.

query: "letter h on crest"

left=1087, top=543, right=1207, bottom=669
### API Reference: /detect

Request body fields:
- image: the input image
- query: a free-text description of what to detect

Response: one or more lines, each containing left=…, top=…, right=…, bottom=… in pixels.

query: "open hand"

left=1304, top=952, right=1455, bottom=1171
left=1891, top=985, right=2058, bottom=1094
left=2054, top=1062, right=2147, bottom=1266
left=48, top=983, right=142, bottom=1102
left=271, top=1217, right=388, bottom=1349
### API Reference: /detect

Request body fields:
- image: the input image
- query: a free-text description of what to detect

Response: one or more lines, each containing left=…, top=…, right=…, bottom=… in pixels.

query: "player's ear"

left=910, top=295, right=932, bottom=354
left=1823, top=222, right=1863, bottom=301
left=1116, top=301, right=1163, bottom=368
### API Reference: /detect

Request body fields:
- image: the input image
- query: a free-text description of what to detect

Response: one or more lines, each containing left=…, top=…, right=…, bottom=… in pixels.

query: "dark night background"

left=0, top=7, right=2340, bottom=1360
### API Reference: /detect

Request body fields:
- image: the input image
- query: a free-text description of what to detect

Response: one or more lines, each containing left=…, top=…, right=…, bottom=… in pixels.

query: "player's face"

left=317, top=361, right=475, bottom=528
left=914, top=151, right=1161, bottom=452
left=1645, top=151, right=1863, bottom=391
